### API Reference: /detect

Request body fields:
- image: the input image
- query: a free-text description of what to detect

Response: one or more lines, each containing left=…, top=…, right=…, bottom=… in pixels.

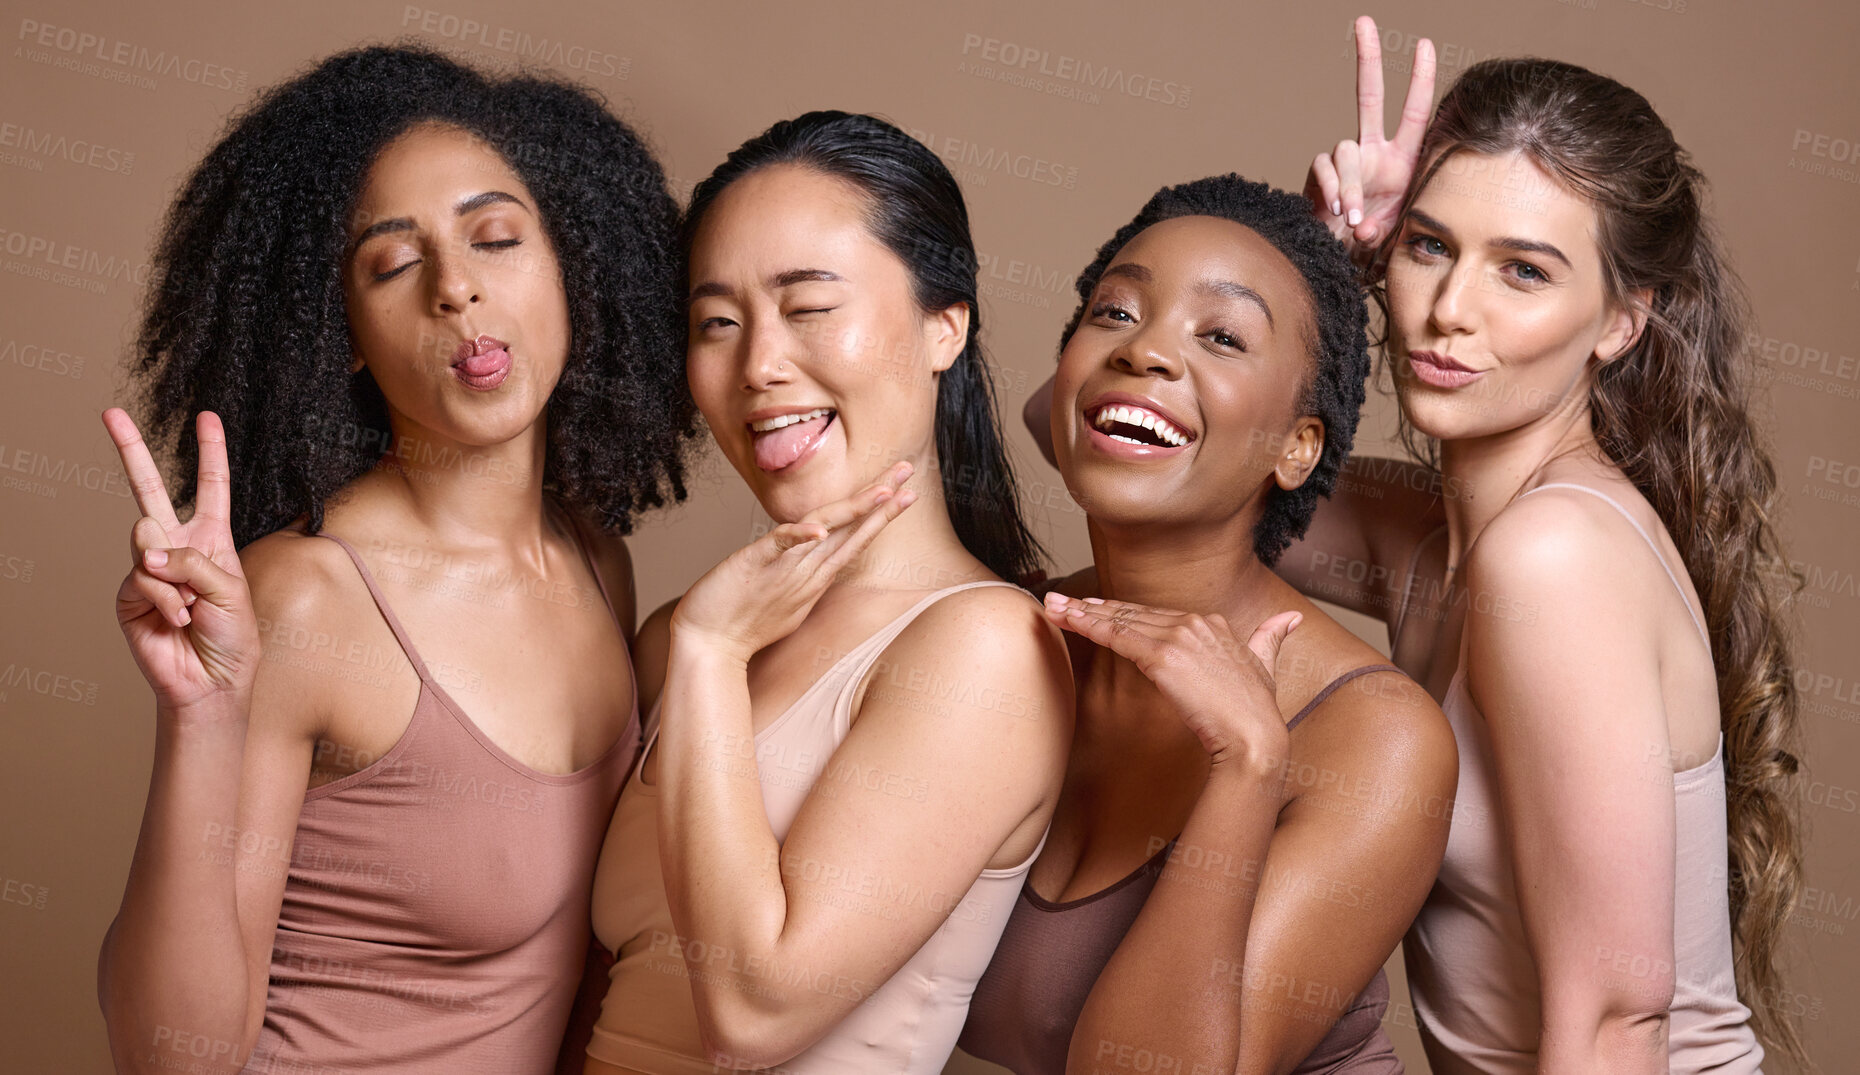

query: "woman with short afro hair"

left=961, top=175, right=1454, bottom=1074
left=96, top=45, right=690, bottom=1073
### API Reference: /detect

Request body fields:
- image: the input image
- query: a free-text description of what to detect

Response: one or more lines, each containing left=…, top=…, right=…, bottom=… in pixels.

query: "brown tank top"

left=958, top=664, right=1406, bottom=1075
left=241, top=532, right=639, bottom=1074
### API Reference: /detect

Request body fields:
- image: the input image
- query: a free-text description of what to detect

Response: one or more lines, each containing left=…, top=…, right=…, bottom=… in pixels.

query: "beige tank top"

left=1403, top=483, right=1762, bottom=1074
left=588, top=581, right=1044, bottom=1073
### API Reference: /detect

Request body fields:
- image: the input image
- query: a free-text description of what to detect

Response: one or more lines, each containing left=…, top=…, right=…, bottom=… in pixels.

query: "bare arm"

left=1273, top=456, right=1448, bottom=623
left=655, top=469, right=1072, bottom=1067
left=1464, top=498, right=1679, bottom=1073
left=95, top=411, right=318, bottom=1074
left=1227, top=680, right=1452, bottom=1074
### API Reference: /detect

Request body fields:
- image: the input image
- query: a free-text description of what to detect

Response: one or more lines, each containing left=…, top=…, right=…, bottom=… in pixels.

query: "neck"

left=1438, top=391, right=1602, bottom=567
left=1086, top=515, right=1280, bottom=619
left=1078, top=510, right=1288, bottom=739
left=373, top=411, right=554, bottom=558
left=825, top=446, right=978, bottom=595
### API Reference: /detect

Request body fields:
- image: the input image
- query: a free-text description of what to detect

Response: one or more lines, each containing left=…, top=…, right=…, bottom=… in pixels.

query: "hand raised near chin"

left=669, top=461, right=919, bottom=664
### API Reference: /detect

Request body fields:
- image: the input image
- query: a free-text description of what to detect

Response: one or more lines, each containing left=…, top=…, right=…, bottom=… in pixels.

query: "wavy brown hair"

left=1375, top=58, right=1808, bottom=1067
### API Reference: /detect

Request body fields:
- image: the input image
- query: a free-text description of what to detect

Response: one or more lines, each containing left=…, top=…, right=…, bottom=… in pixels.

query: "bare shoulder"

left=237, top=529, right=384, bottom=739
left=876, top=583, right=1072, bottom=727
left=1464, top=488, right=1637, bottom=620
left=241, top=529, right=374, bottom=626
left=1279, top=604, right=1455, bottom=799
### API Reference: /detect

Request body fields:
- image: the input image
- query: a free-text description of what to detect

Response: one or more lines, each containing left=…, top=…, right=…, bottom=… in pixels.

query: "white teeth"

left=1091, top=404, right=1190, bottom=447
left=750, top=407, right=832, bottom=433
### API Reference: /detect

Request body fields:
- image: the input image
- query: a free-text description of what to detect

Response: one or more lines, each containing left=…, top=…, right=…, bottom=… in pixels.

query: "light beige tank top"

left=1404, top=483, right=1762, bottom=1074
left=588, top=581, right=1044, bottom=1073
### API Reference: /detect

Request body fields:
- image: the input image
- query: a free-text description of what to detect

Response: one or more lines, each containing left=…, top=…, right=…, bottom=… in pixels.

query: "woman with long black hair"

left=582, top=111, right=1074, bottom=1074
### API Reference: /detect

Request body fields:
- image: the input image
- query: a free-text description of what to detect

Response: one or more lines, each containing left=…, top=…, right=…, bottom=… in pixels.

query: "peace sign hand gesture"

left=1304, top=16, right=1438, bottom=257
left=103, top=408, right=260, bottom=718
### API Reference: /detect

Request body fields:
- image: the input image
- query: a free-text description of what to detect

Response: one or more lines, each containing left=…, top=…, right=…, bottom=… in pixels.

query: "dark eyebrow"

left=688, top=267, right=844, bottom=302
left=1407, top=208, right=1571, bottom=269
left=349, top=190, right=530, bottom=255
left=1102, top=261, right=1273, bottom=326
left=1198, top=279, right=1273, bottom=327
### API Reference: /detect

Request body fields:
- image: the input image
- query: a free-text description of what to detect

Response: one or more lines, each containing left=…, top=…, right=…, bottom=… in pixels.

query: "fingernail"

left=144, top=548, right=168, bottom=568
left=177, top=608, right=191, bottom=627
left=1082, top=597, right=1105, bottom=605
left=898, top=489, right=917, bottom=507
left=1331, top=200, right=1342, bottom=216
left=1043, top=591, right=1067, bottom=606
left=1347, top=209, right=1363, bottom=227
left=184, top=591, right=198, bottom=605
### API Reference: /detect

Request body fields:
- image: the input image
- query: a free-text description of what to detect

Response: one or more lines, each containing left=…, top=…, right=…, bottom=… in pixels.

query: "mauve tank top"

left=958, top=663, right=1406, bottom=1075
left=241, top=532, right=639, bottom=1074
left=1403, top=483, right=1762, bottom=1074
left=588, top=581, right=1044, bottom=1074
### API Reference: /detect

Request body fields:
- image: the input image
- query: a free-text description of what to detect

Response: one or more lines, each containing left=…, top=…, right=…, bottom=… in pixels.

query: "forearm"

left=653, top=640, right=805, bottom=1040
left=100, top=701, right=261, bottom=1073
left=1069, top=764, right=1284, bottom=1075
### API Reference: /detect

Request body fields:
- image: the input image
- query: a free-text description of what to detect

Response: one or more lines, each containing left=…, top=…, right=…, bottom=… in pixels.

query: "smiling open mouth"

left=1086, top=403, right=1194, bottom=448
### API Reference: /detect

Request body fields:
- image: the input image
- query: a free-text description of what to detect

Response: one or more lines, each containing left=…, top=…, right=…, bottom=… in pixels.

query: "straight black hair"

left=681, top=110, right=1044, bottom=582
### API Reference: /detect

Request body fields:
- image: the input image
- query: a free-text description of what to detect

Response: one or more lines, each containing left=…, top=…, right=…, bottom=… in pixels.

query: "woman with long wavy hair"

left=1288, top=18, right=1807, bottom=1074
left=95, top=47, right=690, bottom=1073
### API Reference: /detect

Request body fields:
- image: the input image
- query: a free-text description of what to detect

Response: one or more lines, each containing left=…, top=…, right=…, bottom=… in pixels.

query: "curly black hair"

left=133, top=45, right=695, bottom=546
left=1058, top=175, right=1370, bottom=564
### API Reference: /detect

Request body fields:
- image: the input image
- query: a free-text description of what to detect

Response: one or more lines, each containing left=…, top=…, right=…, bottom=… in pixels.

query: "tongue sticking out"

left=457, top=348, right=510, bottom=378
left=753, top=413, right=832, bottom=472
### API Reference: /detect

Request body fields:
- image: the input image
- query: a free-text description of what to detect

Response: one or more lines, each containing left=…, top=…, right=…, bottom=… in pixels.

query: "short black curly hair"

left=133, top=45, right=695, bottom=546
left=1058, top=174, right=1370, bottom=564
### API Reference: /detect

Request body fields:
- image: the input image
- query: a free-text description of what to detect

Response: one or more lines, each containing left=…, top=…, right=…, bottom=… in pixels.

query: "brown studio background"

left=2, top=0, right=1855, bottom=1071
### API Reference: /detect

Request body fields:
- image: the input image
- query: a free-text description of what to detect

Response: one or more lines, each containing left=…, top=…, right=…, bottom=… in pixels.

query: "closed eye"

left=475, top=239, right=522, bottom=250
left=373, top=260, right=418, bottom=283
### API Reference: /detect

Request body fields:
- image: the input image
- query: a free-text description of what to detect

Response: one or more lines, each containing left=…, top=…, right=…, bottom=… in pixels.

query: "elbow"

left=1541, top=978, right=1673, bottom=1071
left=692, top=993, right=817, bottom=1071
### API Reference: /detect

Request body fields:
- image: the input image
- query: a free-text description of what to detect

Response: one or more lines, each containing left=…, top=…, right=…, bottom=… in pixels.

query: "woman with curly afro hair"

left=96, top=45, right=691, bottom=1073
left=962, top=175, right=1454, bottom=1074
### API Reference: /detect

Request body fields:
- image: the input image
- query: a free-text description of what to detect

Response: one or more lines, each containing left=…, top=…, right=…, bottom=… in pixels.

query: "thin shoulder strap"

left=844, top=580, right=1027, bottom=669
left=562, top=512, right=626, bottom=637
left=1388, top=525, right=1445, bottom=650
left=1518, top=482, right=1710, bottom=648
left=1286, top=663, right=1404, bottom=732
left=313, top=533, right=432, bottom=680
